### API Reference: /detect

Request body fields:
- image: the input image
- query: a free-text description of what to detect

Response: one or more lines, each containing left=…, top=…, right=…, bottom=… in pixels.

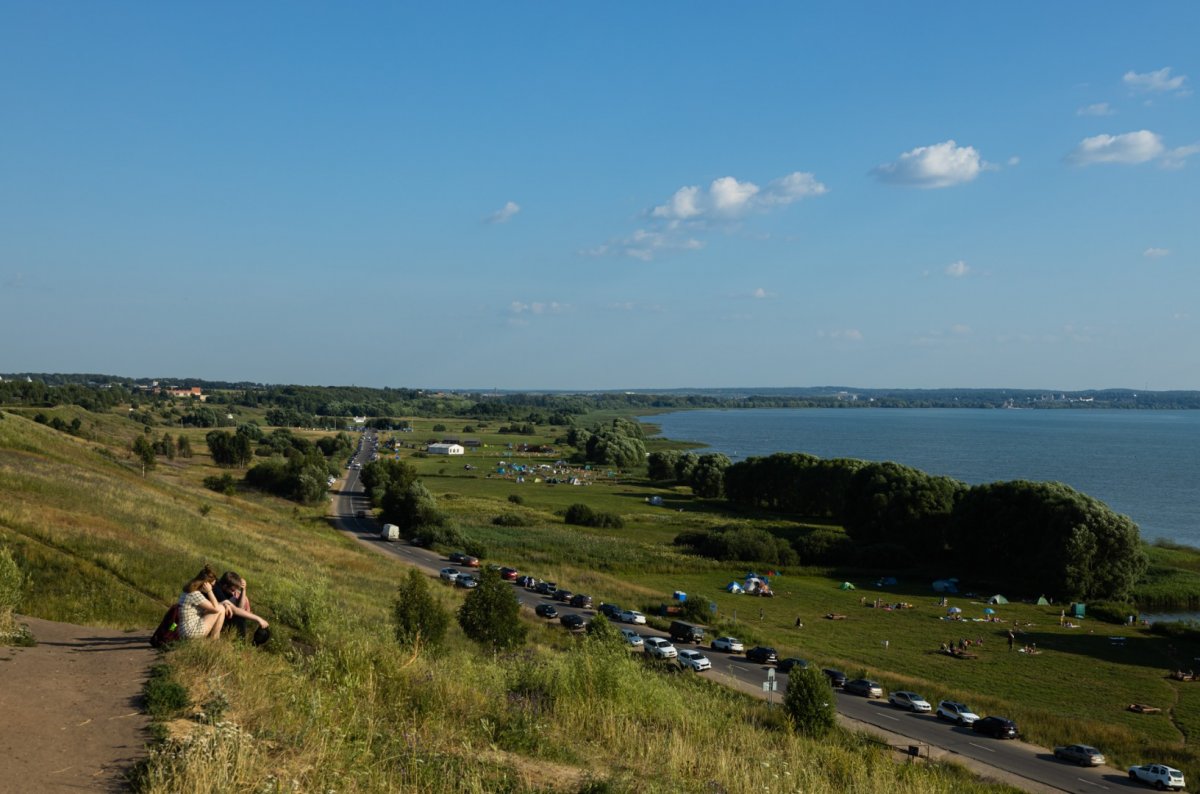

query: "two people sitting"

left=177, top=564, right=269, bottom=642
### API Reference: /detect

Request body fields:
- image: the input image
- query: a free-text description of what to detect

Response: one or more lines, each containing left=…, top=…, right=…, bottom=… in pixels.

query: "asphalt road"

left=332, top=437, right=1173, bottom=794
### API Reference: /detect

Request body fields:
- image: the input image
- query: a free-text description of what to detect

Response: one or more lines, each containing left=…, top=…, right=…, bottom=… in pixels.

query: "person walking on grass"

left=177, top=564, right=225, bottom=640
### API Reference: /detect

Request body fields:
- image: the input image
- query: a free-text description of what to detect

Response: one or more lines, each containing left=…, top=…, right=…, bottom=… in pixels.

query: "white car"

left=439, top=567, right=460, bottom=583
left=936, top=700, right=979, bottom=725
left=678, top=649, right=712, bottom=672
left=1128, top=764, right=1186, bottom=791
left=619, top=628, right=643, bottom=647
left=620, top=610, right=647, bottom=625
left=888, top=691, right=932, bottom=713
left=644, top=636, right=678, bottom=659
left=710, top=636, right=744, bottom=653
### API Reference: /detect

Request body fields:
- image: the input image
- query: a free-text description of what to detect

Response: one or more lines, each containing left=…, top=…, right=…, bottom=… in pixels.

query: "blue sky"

left=2, top=4, right=1198, bottom=390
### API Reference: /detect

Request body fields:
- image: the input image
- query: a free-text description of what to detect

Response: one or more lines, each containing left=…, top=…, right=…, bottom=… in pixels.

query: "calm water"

left=644, top=408, right=1200, bottom=545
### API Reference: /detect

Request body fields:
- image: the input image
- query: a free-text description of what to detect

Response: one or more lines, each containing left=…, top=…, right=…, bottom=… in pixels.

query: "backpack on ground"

left=150, top=603, right=181, bottom=648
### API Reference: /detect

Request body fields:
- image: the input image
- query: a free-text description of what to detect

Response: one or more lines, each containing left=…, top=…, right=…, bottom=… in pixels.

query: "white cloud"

left=509, top=300, right=567, bottom=315
left=951, top=323, right=971, bottom=335
left=1065, top=130, right=1165, bottom=165
left=1123, top=67, right=1189, bottom=94
left=649, top=171, right=826, bottom=222
left=485, top=201, right=521, bottom=224
left=1007, top=156, right=1021, bottom=167
left=945, top=260, right=970, bottom=278
left=872, top=140, right=989, bottom=188
left=752, top=287, right=768, bottom=299
left=819, top=329, right=864, bottom=341
left=1077, top=102, right=1115, bottom=117
left=1144, top=247, right=1171, bottom=258
left=1162, top=143, right=1200, bottom=170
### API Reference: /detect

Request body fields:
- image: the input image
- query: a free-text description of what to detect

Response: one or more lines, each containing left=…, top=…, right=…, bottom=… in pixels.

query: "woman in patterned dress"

left=178, top=564, right=226, bottom=639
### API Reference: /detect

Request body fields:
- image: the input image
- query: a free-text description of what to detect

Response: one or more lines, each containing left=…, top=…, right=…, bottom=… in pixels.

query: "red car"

left=499, top=567, right=519, bottom=581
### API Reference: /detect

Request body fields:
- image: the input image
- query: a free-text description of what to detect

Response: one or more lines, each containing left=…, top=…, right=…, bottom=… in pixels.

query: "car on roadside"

left=455, top=575, right=478, bottom=589
left=553, top=590, right=574, bottom=603
left=570, top=594, right=593, bottom=609
left=620, top=610, right=647, bottom=625
left=777, top=658, right=809, bottom=674
left=499, top=567, right=519, bottom=581
left=678, top=649, right=713, bottom=672
left=710, top=636, right=744, bottom=653
left=619, top=628, right=644, bottom=647
left=822, top=668, right=847, bottom=687
left=745, top=646, right=778, bottom=664
left=439, top=567, right=461, bottom=583
left=1053, top=744, right=1105, bottom=766
left=535, top=581, right=558, bottom=596
left=972, top=716, right=1018, bottom=739
left=936, top=700, right=980, bottom=725
left=845, top=679, right=884, bottom=698
left=598, top=603, right=623, bottom=620
left=560, top=614, right=587, bottom=632
left=515, top=575, right=534, bottom=587
left=887, top=691, right=932, bottom=712
left=448, top=552, right=480, bottom=567
left=534, top=603, right=559, bottom=619
left=1128, top=763, right=1185, bottom=791
left=644, top=636, right=678, bottom=659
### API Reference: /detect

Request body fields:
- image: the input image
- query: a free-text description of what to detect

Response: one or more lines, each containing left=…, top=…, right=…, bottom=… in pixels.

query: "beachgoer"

left=1007, top=630, right=1014, bottom=651
left=794, top=616, right=803, bottom=629
left=177, top=564, right=226, bottom=639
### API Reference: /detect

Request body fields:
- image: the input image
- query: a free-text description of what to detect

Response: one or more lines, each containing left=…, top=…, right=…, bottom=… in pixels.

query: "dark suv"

left=535, top=581, right=558, bottom=596
left=822, top=668, right=847, bottom=687
left=745, top=646, right=778, bottom=664
left=973, top=717, right=1018, bottom=739
left=598, top=603, right=622, bottom=620
left=570, top=593, right=594, bottom=609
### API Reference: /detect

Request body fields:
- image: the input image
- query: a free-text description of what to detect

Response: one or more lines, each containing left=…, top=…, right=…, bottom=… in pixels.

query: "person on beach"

left=213, top=571, right=269, bottom=638
left=177, top=564, right=226, bottom=639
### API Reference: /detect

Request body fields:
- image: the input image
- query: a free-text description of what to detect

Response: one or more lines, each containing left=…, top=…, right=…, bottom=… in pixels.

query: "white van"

left=379, top=523, right=400, bottom=542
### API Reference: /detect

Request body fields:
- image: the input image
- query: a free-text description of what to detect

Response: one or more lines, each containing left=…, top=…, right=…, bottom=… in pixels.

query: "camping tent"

left=839, top=581, right=856, bottom=590
left=1036, top=596, right=1050, bottom=606
left=725, top=581, right=744, bottom=594
left=932, top=579, right=959, bottom=594
left=988, top=594, right=1009, bottom=605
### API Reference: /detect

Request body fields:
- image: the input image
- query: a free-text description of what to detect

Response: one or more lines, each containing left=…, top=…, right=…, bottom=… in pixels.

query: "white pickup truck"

left=1128, top=763, right=1186, bottom=791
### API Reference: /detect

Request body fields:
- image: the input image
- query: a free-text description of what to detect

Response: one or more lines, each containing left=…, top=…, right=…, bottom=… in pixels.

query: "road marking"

left=881, top=714, right=900, bottom=721
left=1075, top=779, right=1108, bottom=790
left=967, top=742, right=995, bottom=753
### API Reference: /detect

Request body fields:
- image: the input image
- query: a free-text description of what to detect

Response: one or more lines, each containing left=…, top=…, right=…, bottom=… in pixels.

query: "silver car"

left=678, top=649, right=712, bottom=672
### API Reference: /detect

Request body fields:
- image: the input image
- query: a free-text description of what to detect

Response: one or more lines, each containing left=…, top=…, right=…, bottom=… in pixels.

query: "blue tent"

left=932, top=578, right=959, bottom=594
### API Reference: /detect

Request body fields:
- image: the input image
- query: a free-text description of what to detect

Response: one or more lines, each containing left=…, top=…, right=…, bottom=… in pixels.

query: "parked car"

left=845, top=679, right=884, bottom=698
left=678, top=649, right=713, bottom=672
left=553, top=590, right=574, bottom=603
left=535, top=581, right=558, bottom=596
left=570, top=594, right=594, bottom=609
left=448, top=552, right=469, bottom=564
left=499, top=567, right=519, bottom=581
left=644, top=636, right=678, bottom=659
left=620, top=610, right=647, bottom=625
left=1053, top=744, right=1105, bottom=766
left=560, top=614, right=587, bottom=632
left=745, top=646, right=778, bottom=664
left=455, top=575, right=478, bottom=589
left=887, top=691, right=932, bottom=712
left=972, top=716, right=1018, bottom=739
left=669, top=620, right=705, bottom=644
left=1128, top=764, right=1186, bottom=791
left=515, top=575, right=534, bottom=587
left=598, top=603, right=623, bottom=620
left=439, top=567, right=461, bottom=583
left=619, top=628, right=644, bottom=647
left=534, top=603, right=559, bottom=619
left=822, top=668, right=847, bottom=687
left=936, top=700, right=979, bottom=725
left=710, top=636, right=744, bottom=653
left=460, top=555, right=480, bottom=567
left=777, top=658, right=809, bottom=674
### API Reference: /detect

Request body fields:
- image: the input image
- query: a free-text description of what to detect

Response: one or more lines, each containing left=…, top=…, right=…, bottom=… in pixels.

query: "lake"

left=643, top=408, right=1200, bottom=545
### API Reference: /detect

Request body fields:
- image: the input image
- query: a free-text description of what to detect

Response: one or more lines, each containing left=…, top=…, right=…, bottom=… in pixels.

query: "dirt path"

left=0, top=615, right=154, bottom=792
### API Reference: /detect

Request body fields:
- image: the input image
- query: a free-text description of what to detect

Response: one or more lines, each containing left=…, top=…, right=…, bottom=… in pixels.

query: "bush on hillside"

left=564, top=503, right=625, bottom=529
left=492, top=513, right=531, bottom=527
left=393, top=568, right=450, bottom=650
left=784, top=664, right=837, bottom=738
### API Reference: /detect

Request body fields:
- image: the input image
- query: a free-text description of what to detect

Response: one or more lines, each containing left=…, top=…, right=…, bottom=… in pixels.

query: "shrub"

left=432, top=423, right=447, bottom=432
left=493, top=513, right=530, bottom=527
left=0, top=548, right=24, bottom=614
left=393, top=568, right=449, bottom=650
left=783, top=664, right=837, bottom=737
left=1088, top=600, right=1138, bottom=625
left=564, top=503, right=625, bottom=529
left=202, top=473, right=238, bottom=495
left=507, top=494, right=524, bottom=505
left=144, top=663, right=189, bottom=719
left=458, top=567, right=526, bottom=651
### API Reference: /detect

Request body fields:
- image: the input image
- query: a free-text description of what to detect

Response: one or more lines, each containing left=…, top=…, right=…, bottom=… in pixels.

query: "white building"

left=427, top=443, right=465, bottom=455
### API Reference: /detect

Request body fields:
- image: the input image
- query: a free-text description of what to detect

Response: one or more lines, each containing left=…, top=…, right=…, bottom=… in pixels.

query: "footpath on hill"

left=0, top=615, right=154, bottom=793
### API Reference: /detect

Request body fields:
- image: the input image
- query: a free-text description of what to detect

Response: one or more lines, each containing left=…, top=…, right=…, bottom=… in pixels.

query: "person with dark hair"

left=213, top=571, right=269, bottom=642
left=178, top=564, right=226, bottom=640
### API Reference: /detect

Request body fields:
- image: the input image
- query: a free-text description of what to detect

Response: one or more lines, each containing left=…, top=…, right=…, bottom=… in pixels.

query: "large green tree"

left=783, top=664, right=837, bottom=738
left=952, top=480, right=1147, bottom=601
left=842, top=462, right=964, bottom=557
left=457, top=566, right=526, bottom=651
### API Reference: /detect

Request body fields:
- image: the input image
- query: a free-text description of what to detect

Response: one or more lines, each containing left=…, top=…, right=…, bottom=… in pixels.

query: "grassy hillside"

left=0, top=409, right=1021, bottom=793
